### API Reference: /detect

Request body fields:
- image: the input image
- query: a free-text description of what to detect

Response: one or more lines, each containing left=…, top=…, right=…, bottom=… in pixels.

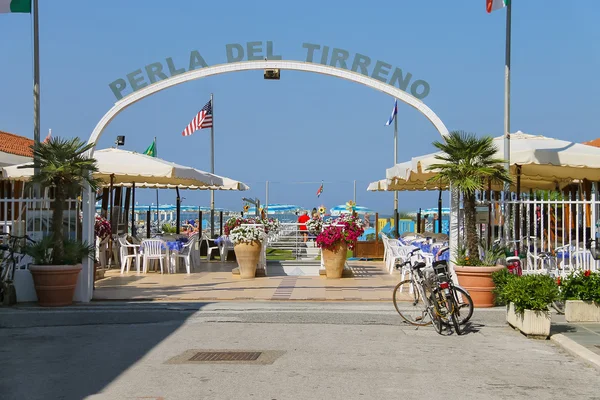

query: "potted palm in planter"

left=500, top=274, right=559, bottom=338
left=230, top=224, right=266, bottom=279
left=22, top=137, right=99, bottom=306
left=559, top=270, right=600, bottom=322
left=427, top=131, right=511, bottom=307
left=316, top=211, right=364, bottom=278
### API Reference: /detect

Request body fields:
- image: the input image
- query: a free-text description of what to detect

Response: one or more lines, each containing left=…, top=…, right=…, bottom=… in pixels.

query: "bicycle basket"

left=586, top=239, right=600, bottom=261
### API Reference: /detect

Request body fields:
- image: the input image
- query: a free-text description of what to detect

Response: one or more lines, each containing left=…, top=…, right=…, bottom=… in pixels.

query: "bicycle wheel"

left=393, top=279, right=432, bottom=326
left=452, top=286, right=474, bottom=325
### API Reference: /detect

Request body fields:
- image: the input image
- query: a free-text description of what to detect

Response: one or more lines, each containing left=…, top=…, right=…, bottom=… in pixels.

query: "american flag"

left=182, top=100, right=213, bottom=137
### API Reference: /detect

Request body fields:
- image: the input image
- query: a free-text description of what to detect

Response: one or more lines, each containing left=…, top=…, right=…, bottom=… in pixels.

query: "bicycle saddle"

left=412, top=262, right=427, bottom=270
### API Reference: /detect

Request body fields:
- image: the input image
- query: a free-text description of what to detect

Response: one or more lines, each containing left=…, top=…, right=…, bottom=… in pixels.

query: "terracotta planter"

left=454, top=265, right=505, bottom=308
left=234, top=241, right=261, bottom=279
left=565, top=300, right=600, bottom=322
left=29, top=264, right=82, bottom=307
left=322, top=242, right=348, bottom=279
left=506, top=302, right=551, bottom=339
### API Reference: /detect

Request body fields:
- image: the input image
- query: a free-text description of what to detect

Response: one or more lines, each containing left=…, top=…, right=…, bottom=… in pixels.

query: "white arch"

left=76, top=60, right=452, bottom=303
left=87, top=60, right=449, bottom=150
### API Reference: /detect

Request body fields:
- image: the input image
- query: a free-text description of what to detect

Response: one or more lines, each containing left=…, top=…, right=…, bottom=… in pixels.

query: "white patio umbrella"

left=376, top=131, right=598, bottom=192
left=1, top=148, right=249, bottom=191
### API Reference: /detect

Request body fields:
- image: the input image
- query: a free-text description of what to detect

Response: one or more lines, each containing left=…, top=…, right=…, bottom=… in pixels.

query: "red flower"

left=584, top=270, right=591, bottom=277
left=556, top=277, right=561, bottom=286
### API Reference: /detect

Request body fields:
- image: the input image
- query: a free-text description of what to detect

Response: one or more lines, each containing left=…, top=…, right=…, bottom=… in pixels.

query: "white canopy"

left=374, top=132, right=600, bottom=192
left=1, top=148, right=249, bottom=191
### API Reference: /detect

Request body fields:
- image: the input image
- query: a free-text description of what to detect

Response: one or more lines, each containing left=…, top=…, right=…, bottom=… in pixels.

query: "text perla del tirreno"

left=108, top=41, right=430, bottom=101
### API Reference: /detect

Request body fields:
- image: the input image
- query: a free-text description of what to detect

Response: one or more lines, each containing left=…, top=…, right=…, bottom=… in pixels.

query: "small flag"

left=42, top=129, right=51, bottom=144
left=182, top=100, right=213, bottom=136
left=385, top=99, right=398, bottom=126
left=486, top=0, right=509, bottom=13
left=0, top=0, right=31, bottom=13
left=316, top=182, right=323, bottom=198
left=144, top=139, right=156, bottom=157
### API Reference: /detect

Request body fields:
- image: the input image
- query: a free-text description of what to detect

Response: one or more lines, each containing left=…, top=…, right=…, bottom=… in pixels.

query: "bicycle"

left=0, top=233, right=35, bottom=305
left=392, top=248, right=473, bottom=335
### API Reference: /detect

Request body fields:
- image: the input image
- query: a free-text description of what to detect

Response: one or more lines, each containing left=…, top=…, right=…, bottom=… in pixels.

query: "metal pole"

left=32, top=0, right=40, bottom=162
left=394, top=109, right=399, bottom=236
left=503, top=2, right=512, bottom=245
left=154, top=136, right=159, bottom=229
left=210, top=93, right=215, bottom=238
left=503, top=3, right=512, bottom=189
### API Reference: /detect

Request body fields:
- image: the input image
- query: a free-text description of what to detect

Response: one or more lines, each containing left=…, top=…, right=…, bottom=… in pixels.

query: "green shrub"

left=559, top=271, right=600, bottom=304
left=161, top=223, right=177, bottom=234
left=492, top=268, right=517, bottom=306
left=500, top=274, right=559, bottom=314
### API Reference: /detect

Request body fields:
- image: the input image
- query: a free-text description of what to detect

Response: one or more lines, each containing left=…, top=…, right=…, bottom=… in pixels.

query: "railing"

left=0, top=197, right=80, bottom=242
left=470, top=192, right=600, bottom=274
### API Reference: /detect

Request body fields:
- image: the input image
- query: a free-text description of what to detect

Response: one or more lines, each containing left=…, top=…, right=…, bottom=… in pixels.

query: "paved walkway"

left=94, top=261, right=405, bottom=302
left=2, top=302, right=599, bottom=400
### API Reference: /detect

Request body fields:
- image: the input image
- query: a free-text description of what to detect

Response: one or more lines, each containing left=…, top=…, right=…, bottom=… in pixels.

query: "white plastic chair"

left=172, top=236, right=198, bottom=274
left=96, top=236, right=110, bottom=269
left=118, top=237, right=141, bottom=274
left=141, top=239, right=169, bottom=274
left=201, top=234, right=220, bottom=260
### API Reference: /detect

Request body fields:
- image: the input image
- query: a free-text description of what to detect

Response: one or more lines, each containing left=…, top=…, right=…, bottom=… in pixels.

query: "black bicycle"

left=0, top=233, right=35, bottom=305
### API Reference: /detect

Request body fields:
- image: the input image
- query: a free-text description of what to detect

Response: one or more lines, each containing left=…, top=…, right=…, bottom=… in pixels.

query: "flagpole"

left=32, top=0, right=40, bottom=183
left=210, top=93, right=215, bottom=238
left=393, top=103, right=399, bottom=236
left=503, top=1, right=512, bottom=243
left=503, top=2, right=512, bottom=188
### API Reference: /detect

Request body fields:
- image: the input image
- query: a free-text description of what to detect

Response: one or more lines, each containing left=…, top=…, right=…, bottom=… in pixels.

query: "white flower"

left=230, top=225, right=267, bottom=245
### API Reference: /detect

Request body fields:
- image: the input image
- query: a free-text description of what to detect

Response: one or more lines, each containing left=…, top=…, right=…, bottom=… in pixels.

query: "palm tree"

left=21, top=137, right=100, bottom=264
left=427, top=131, right=511, bottom=259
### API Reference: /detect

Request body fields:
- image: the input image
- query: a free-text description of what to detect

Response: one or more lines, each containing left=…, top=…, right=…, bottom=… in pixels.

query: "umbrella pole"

left=131, top=182, right=135, bottom=237
left=438, top=189, right=443, bottom=234
left=176, top=187, right=181, bottom=235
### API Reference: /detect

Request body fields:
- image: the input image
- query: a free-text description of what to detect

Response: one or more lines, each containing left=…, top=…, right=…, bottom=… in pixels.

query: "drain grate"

left=166, top=349, right=285, bottom=365
left=189, top=351, right=261, bottom=362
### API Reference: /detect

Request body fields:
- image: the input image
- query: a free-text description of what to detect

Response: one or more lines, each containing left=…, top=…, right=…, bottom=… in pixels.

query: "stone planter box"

left=506, top=302, right=551, bottom=339
left=565, top=300, right=600, bottom=322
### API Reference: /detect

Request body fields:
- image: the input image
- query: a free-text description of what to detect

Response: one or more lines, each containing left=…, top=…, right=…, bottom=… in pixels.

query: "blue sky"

left=1, top=0, right=599, bottom=215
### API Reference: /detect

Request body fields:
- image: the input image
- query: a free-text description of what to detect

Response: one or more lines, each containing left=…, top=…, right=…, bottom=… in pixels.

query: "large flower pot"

left=234, top=241, right=261, bottom=279
left=453, top=265, right=505, bottom=308
left=565, top=300, right=600, bottom=322
left=29, top=264, right=82, bottom=307
left=322, top=242, right=348, bottom=279
left=506, top=302, right=551, bottom=339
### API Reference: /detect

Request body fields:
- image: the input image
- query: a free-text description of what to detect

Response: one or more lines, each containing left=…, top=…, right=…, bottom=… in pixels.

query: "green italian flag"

left=0, top=0, right=31, bottom=13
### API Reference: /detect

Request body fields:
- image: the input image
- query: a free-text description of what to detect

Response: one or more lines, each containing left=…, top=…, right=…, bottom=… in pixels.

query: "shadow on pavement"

left=0, top=302, right=212, bottom=400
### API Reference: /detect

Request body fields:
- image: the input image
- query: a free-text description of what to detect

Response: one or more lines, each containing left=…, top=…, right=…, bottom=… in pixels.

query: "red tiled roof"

left=584, top=138, right=600, bottom=148
left=0, top=130, right=34, bottom=157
